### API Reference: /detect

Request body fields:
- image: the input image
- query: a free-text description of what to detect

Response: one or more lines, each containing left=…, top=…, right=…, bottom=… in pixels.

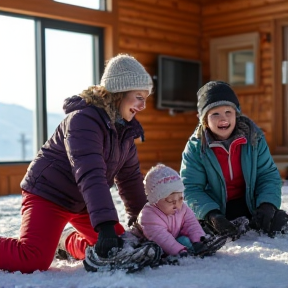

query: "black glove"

left=191, top=241, right=210, bottom=257
left=127, top=215, right=138, bottom=228
left=190, top=234, right=227, bottom=257
left=206, top=210, right=238, bottom=236
left=269, top=209, right=288, bottom=237
left=95, top=222, right=124, bottom=258
left=251, top=203, right=276, bottom=233
left=179, top=250, right=188, bottom=258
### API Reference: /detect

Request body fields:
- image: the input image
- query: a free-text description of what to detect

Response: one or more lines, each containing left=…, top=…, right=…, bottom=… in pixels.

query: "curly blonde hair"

left=79, top=85, right=125, bottom=123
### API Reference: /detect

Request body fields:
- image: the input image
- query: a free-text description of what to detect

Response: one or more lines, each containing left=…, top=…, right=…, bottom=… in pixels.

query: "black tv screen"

left=157, top=55, right=202, bottom=111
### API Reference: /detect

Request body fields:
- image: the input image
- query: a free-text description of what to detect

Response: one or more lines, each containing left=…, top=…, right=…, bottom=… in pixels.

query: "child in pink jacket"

left=139, top=164, right=219, bottom=256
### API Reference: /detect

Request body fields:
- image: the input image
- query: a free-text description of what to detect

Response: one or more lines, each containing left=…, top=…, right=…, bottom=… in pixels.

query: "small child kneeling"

left=138, top=164, right=226, bottom=257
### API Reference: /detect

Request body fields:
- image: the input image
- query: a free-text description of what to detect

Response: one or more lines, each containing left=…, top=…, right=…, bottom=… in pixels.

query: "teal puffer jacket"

left=180, top=116, right=282, bottom=220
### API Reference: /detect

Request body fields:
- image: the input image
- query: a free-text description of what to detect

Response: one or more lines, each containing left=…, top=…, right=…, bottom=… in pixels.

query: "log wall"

left=117, top=0, right=202, bottom=174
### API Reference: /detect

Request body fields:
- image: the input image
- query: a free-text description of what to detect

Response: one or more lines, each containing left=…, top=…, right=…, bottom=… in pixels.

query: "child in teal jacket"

left=180, top=81, right=288, bottom=238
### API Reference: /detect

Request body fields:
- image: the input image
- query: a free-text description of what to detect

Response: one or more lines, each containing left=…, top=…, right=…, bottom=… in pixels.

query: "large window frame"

left=210, top=32, right=260, bottom=93
left=0, top=11, right=104, bottom=163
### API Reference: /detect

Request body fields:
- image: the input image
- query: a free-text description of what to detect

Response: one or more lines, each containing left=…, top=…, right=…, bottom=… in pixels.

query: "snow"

left=1, top=183, right=288, bottom=288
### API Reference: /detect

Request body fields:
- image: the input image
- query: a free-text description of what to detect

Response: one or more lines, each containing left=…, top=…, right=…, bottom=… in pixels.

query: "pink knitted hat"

left=144, top=164, right=184, bottom=204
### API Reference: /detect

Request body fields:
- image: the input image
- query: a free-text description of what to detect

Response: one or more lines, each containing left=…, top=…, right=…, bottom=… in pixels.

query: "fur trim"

left=80, top=85, right=124, bottom=123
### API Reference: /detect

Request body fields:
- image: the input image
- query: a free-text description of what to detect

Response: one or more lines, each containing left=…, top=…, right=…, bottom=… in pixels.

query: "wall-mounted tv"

left=156, top=55, right=202, bottom=112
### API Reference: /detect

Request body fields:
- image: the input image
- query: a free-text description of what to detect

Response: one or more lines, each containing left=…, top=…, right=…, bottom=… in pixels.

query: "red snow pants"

left=0, top=191, right=125, bottom=273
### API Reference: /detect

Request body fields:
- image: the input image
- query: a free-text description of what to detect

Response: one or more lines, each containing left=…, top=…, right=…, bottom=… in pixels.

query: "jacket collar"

left=96, top=107, right=145, bottom=141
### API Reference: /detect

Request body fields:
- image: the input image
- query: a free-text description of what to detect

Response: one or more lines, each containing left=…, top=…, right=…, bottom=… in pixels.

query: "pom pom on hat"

left=144, top=164, right=185, bottom=204
left=197, top=81, right=241, bottom=122
left=100, top=54, right=153, bottom=95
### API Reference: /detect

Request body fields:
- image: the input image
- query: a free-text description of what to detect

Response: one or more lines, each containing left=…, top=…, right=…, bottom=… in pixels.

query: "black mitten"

left=127, top=215, right=138, bottom=228
left=95, top=222, right=124, bottom=258
left=269, top=209, right=288, bottom=237
left=192, top=241, right=210, bottom=257
left=190, top=234, right=227, bottom=257
left=251, top=203, right=276, bottom=233
left=206, top=210, right=238, bottom=236
left=179, top=250, right=188, bottom=258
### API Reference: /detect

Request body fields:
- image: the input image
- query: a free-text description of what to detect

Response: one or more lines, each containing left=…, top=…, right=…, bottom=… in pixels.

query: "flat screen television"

left=156, top=55, right=202, bottom=112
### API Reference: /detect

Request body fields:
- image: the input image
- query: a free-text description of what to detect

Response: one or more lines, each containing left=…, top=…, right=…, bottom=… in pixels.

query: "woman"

left=0, top=54, right=153, bottom=273
left=180, top=81, right=288, bottom=239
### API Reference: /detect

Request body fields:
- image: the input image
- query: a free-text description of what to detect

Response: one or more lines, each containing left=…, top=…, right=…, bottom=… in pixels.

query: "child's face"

left=206, top=105, right=236, bottom=140
left=156, top=192, right=184, bottom=215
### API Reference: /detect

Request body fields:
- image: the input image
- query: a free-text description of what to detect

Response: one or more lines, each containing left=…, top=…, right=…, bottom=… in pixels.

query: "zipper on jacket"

left=209, top=137, right=247, bottom=181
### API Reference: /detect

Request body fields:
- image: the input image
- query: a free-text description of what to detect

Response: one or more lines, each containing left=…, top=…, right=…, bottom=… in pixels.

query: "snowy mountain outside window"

left=0, top=14, right=102, bottom=162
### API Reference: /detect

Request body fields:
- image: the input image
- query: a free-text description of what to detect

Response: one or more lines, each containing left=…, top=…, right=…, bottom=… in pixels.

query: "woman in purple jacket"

left=0, top=54, right=153, bottom=273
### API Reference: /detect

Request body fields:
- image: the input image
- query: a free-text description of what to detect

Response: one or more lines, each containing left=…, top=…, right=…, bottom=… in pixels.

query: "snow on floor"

left=0, top=183, right=288, bottom=288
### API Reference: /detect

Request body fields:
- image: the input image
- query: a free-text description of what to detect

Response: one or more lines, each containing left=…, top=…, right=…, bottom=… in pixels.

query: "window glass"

left=0, top=14, right=103, bottom=163
left=210, top=33, right=259, bottom=89
left=53, top=0, right=103, bottom=10
left=0, top=15, right=36, bottom=161
left=45, top=29, right=94, bottom=137
left=228, top=50, right=255, bottom=86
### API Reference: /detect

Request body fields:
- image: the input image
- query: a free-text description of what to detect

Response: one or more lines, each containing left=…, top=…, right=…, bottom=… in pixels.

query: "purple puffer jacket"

left=20, top=96, right=147, bottom=229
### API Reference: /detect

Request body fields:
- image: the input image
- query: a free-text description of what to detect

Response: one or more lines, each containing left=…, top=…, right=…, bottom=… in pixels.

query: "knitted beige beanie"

left=100, top=54, right=153, bottom=94
left=144, top=164, right=184, bottom=204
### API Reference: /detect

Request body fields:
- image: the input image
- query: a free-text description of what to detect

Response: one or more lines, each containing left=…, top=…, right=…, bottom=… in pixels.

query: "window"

left=0, top=13, right=104, bottom=162
left=0, top=15, right=36, bottom=161
left=210, top=33, right=260, bottom=90
left=44, top=28, right=97, bottom=137
left=53, top=0, right=106, bottom=11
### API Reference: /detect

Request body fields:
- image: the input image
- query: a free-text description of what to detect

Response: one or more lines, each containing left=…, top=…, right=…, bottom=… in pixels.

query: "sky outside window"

left=45, top=29, right=94, bottom=136
left=53, top=0, right=101, bottom=10
left=0, top=15, right=36, bottom=161
left=0, top=15, right=36, bottom=111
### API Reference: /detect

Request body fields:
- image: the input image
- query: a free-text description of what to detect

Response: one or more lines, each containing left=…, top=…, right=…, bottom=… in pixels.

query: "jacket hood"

left=63, top=95, right=88, bottom=114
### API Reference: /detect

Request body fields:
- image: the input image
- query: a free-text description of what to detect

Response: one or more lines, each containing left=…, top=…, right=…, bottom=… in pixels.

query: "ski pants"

left=0, top=191, right=125, bottom=273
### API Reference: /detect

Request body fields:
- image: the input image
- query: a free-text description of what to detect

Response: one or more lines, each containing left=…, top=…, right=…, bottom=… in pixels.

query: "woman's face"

left=206, top=105, right=236, bottom=140
left=119, top=90, right=149, bottom=122
left=156, top=192, right=184, bottom=216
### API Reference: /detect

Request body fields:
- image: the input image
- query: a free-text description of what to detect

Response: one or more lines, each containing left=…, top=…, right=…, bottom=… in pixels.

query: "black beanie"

left=197, top=81, right=241, bottom=122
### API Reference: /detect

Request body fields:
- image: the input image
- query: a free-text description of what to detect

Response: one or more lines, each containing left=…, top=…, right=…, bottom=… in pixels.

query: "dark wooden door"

left=274, top=20, right=288, bottom=155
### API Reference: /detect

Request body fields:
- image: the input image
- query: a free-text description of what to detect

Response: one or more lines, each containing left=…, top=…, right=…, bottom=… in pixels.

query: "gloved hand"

left=95, top=222, right=124, bottom=258
left=179, top=249, right=188, bottom=258
left=251, top=203, right=276, bottom=233
left=268, top=209, right=288, bottom=237
left=127, top=215, right=138, bottom=228
left=189, top=234, right=227, bottom=257
left=206, top=210, right=238, bottom=236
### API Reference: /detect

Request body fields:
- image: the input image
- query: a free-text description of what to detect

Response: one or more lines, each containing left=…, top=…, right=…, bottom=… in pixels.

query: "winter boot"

left=55, top=226, right=76, bottom=261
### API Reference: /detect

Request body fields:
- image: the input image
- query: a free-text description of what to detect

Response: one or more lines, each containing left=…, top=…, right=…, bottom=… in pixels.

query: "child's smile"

left=206, top=105, right=236, bottom=140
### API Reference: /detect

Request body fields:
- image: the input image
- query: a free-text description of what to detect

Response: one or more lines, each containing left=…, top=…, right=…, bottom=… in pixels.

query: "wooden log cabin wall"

left=118, top=0, right=202, bottom=173
left=0, top=0, right=287, bottom=195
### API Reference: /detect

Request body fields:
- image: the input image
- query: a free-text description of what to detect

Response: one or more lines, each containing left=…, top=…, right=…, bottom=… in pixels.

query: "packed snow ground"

left=0, top=183, right=288, bottom=288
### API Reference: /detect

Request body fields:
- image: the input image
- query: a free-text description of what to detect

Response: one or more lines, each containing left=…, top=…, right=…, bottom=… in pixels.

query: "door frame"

left=273, top=18, right=288, bottom=155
